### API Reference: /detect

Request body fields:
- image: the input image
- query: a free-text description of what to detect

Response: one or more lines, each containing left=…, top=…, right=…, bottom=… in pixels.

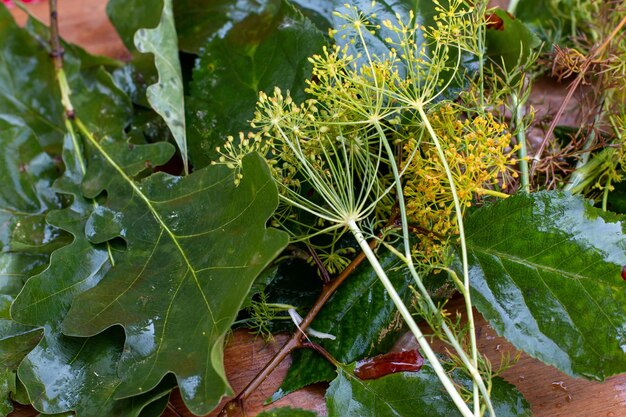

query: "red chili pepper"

left=354, top=349, right=424, bottom=380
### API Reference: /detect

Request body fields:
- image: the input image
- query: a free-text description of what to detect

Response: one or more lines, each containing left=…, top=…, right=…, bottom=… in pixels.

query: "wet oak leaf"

left=134, top=0, right=189, bottom=174
left=62, top=152, right=288, bottom=415
left=11, top=130, right=176, bottom=416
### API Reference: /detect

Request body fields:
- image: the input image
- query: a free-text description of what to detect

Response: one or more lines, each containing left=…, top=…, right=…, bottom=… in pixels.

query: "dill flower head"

left=402, top=104, right=520, bottom=266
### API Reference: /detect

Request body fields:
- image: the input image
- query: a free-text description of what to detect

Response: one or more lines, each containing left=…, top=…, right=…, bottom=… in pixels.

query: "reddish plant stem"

left=218, top=237, right=378, bottom=416
left=531, top=14, right=626, bottom=177
left=307, top=243, right=331, bottom=284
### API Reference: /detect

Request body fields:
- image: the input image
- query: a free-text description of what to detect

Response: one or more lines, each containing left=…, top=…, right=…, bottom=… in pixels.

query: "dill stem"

left=375, top=119, right=493, bottom=416
left=348, top=220, right=475, bottom=417
left=49, top=0, right=115, bottom=266
left=475, top=188, right=510, bottom=199
left=512, top=93, right=530, bottom=193
left=416, top=106, right=496, bottom=417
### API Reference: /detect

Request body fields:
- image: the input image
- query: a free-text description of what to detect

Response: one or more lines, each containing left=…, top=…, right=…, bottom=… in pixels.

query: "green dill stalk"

left=512, top=93, right=530, bottom=193
left=414, top=107, right=494, bottom=417
left=348, top=221, right=476, bottom=417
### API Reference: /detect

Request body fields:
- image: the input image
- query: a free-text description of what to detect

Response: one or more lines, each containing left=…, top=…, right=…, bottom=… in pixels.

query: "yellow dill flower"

left=402, top=104, right=519, bottom=267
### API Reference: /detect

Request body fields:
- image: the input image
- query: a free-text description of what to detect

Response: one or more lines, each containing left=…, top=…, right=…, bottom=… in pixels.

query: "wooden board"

left=6, top=1, right=626, bottom=417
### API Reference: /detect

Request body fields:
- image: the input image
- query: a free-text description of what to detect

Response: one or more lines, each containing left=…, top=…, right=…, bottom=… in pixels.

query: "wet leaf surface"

left=326, top=361, right=531, bottom=417
left=134, top=0, right=189, bottom=173
left=271, top=247, right=413, bottom=402
left=59, top=151, right=287, bottom=415
left=464, top=191, right=626, bottom=380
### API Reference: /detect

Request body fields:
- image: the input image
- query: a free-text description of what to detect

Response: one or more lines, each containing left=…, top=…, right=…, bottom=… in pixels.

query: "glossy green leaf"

left=60, top=152, right=287, bottom=415
left=271, top=248, right=413, bottom=402
left=188, top=0, right=324, bottom=168
left=0, top=368, right=15, bottom=417
left=257, top=407, right=319, bottom=417
left=173, top=0, right=270, bottom=54
left=485, top=8, right=541, bottom=72
left=464, top=191, right=626, bottom=380
left=134, top=0, right=189, bottom=174
left=0, top=128, right=64, bottom=254
left=0, top=124, right=63, bottom=413
left=326, top=362, right=531, bottom=417
left=0, top=8, right=130, bottom=150
left=11, top=125, right=175, bottom=416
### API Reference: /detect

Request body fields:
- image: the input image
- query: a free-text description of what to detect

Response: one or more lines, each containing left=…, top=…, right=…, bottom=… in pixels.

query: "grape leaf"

left=187, top=0, right=325, bottom=168
left=270, top=247, right=413, bottom=403
left=173, top=0, right=270, bottom=54
left=326, top=362, right=531, bottom=417
left=134, top=0, right=189, bottom=173
left=464, top=191, right=626, bottom=380
left=60, top=151, right=288, bottom=415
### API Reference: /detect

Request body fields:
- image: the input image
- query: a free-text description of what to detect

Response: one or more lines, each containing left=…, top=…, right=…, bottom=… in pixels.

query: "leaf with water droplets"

left=464, top=191, right=626, bottom=380
left=134, top=0, right=189, bottom=174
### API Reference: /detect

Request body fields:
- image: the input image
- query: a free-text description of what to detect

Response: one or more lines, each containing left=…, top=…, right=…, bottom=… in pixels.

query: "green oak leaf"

left=0, top=126, right=62, bottom=412
left=188, top=0, right=325, bottom=168
left=463, top=191, right=626, bottom=380
left=134, top=0, right=189, bottom=174
left=11, top=128, right=176, bottom=416
left=326, top=362, right=531, bottom=417
left=271, top=248, right=412, bottom=403
left=0, top=128, right=65, bottom=254
left=61, top=152, right=288, bottom=415
left=257, top=407, right=319, bottom=417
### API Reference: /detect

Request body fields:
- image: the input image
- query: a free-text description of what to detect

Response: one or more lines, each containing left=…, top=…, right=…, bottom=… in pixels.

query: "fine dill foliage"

left=215, top=1, right=507, bottom=415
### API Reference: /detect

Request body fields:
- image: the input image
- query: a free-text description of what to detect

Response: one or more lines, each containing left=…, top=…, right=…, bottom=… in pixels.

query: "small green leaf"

left=188, top=0, right=325, bottom=168
left=326, top=362, right=531, bottom=417
left=134, top=0, right=189, bottom=174
left=271, top=247, right=412, bottom=402
left=485, top=8, right=541, bottom=72
left=257, top=407, right=319, bottom=417
left=464, top=191, right=626, bottom=380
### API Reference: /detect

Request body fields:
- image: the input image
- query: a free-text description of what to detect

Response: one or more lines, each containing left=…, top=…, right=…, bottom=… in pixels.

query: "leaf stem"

left=512, top=93, right=530, bottom=193
left=48, top=0, right=115, bottom=266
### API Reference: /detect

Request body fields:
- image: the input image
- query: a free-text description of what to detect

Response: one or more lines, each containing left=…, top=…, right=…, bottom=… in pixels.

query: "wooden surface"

left=6, top=1, right=626, bottom=417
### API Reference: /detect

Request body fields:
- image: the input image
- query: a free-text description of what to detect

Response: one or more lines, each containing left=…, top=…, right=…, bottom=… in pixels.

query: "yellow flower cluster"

left=402, top=104, right=519, bottom=266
